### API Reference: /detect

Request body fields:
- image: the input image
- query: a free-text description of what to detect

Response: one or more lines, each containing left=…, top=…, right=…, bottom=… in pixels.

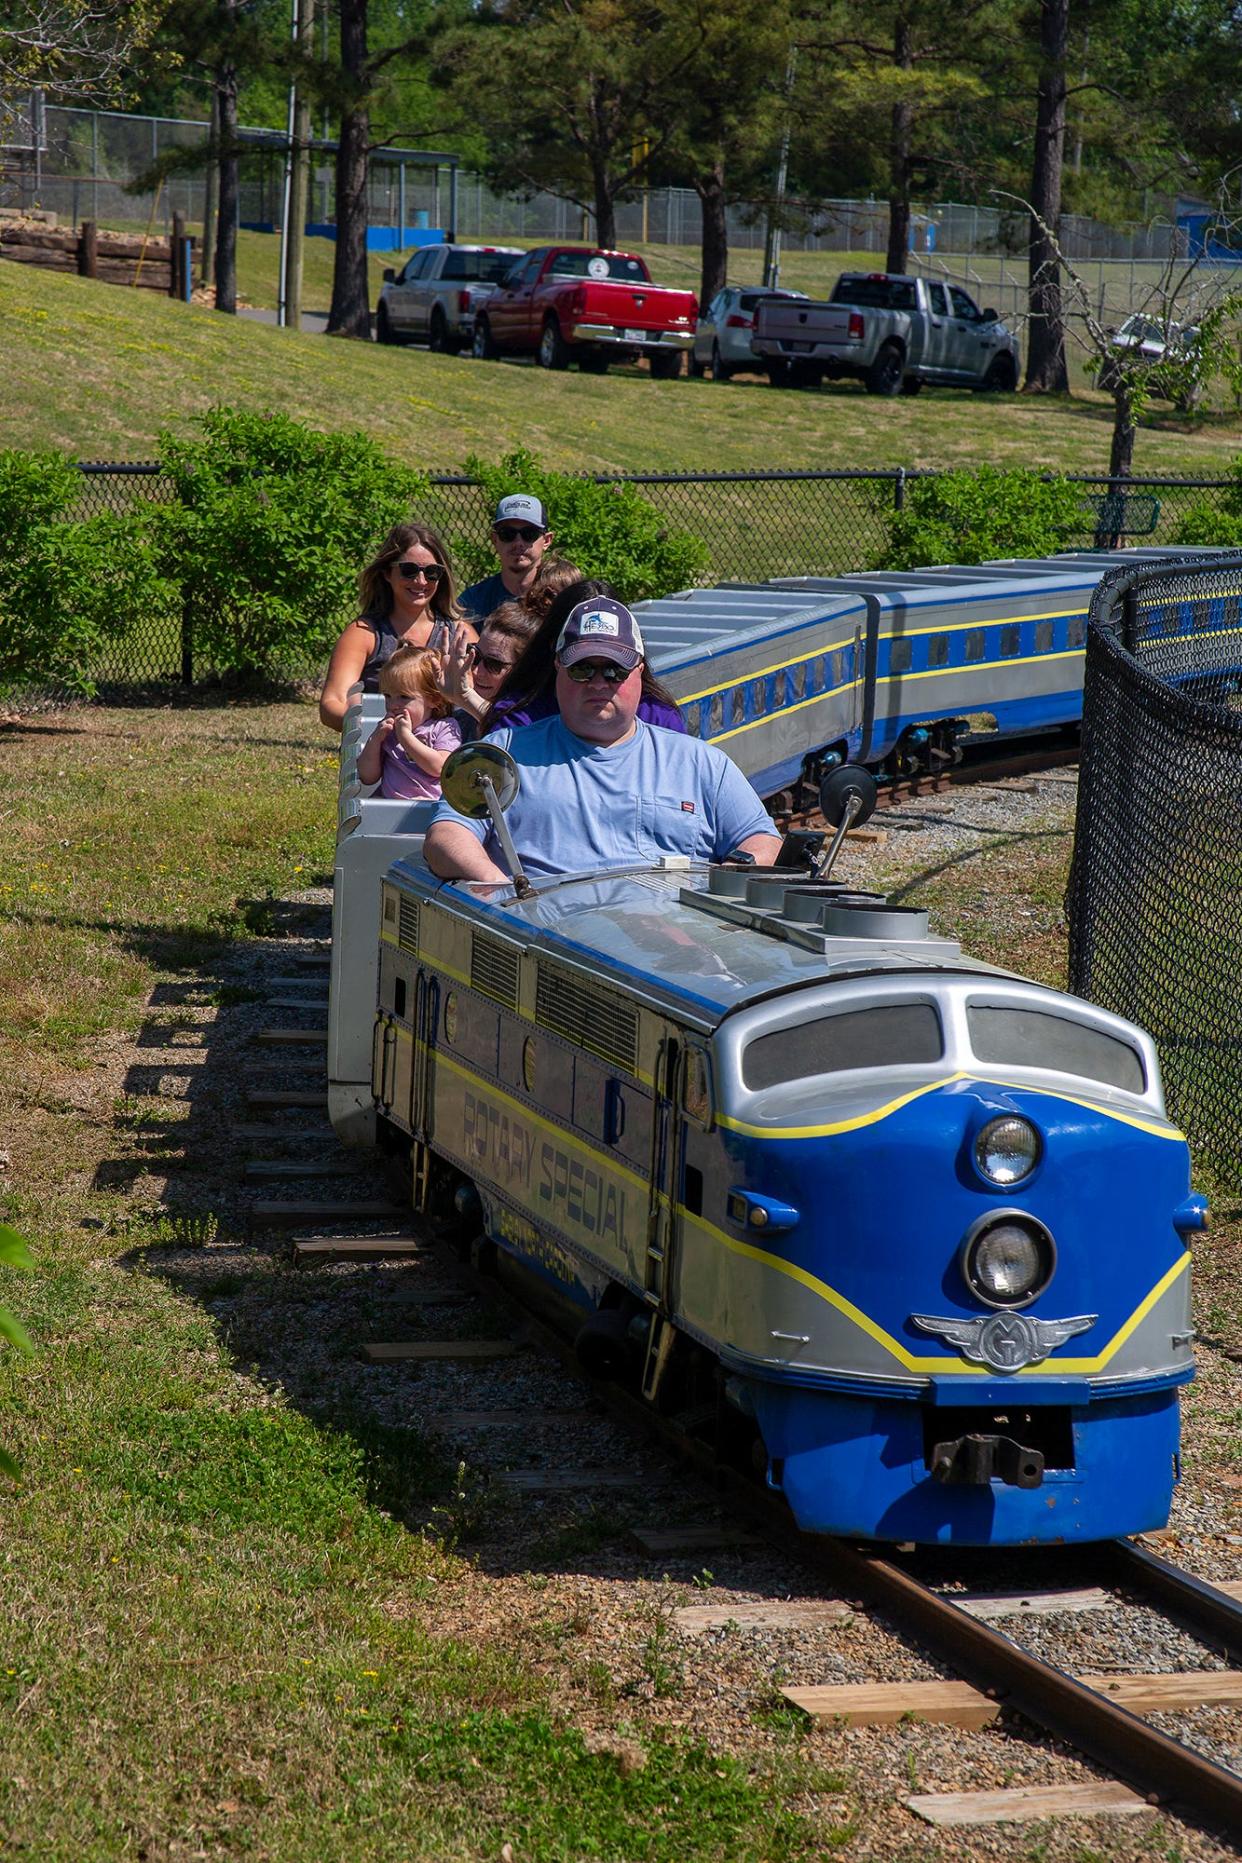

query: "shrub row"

left=4, top=410, right=1231, bottom=698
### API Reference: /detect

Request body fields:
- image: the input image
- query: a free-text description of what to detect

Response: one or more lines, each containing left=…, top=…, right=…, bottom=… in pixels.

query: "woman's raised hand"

left=438, top=624, right=478, bottom=707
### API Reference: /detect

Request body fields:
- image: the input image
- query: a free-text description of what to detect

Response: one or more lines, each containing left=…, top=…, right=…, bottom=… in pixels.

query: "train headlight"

left=962, top=1214, right=1055, bottom=1308
left=974, top=1116, right=1040, bottom=1186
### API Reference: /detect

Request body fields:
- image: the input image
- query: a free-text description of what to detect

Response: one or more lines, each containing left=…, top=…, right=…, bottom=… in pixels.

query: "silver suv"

left=691, top=285, right=809, bottom=381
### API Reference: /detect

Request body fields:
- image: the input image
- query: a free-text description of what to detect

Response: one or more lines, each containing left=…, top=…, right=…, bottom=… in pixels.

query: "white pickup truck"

left=752, top=272, right=1021, bottom=395
left=376, top=243, right=522, bottom=353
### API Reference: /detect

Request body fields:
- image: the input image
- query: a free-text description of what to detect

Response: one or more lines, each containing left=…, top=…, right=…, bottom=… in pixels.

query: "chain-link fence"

left=64, top=464, right=1241, bottom=687
left=1067, top=553, right=1242, bottom=1183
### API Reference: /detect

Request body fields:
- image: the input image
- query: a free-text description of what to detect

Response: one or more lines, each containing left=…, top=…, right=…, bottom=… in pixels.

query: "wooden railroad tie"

left=782, top=1671, right=1242, bottom=1729
left=361, top=1339, right=523, bottom=1364
left=232, top=1123, right=337, bottom=1141
left=246, top=1089, right=329, bottom=1109
left=292, top=1233, right=430, bottom=1265
left=425, top=1408, right=592, bottom=1430
left=243, top=1160, right=357, bottom=1179
left=291, top=953, right=331, bottom=969
left=905, top=1783, right=1150, bottom=1828
left=251, top=1198, right=403, bottom=1226
left=261, top=996, right=331, bottom=1012
left=629, top=1524, right=765, bottom=1556
left=265, top=976, right=331, bottom=991
left=255, top=1028, right=328, bottom=1045
left=491, top=1469, right=645, bottom=1492
left=673, top=1600, right=853, bottom=1634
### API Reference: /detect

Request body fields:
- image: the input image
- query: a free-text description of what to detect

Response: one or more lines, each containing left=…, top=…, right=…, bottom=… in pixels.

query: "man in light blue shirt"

left=425, top=596, right=779, bottom=882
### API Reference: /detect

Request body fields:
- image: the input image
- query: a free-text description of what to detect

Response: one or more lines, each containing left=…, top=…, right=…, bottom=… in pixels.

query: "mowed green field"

left=4, top=240, right=1242, bottom=478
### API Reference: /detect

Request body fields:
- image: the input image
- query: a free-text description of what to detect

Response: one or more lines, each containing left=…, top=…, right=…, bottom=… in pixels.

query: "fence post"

left=181, top=591, right=194, bottom=687
left=894, top=467, right=906, bottom=511
left=78, top=220, right=97, bottom=278
left=171, top=211, right=185, bottom=298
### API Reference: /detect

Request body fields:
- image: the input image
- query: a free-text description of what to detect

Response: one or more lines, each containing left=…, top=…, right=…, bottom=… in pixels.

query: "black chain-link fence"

left=1067, top=553, right=1242, bottom=1183
left=51, top=463, right=1242, bottom=687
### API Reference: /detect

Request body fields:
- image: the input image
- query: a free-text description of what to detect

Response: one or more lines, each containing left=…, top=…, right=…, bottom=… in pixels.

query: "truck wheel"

left=900, top=376, right=923, bottom=396
left=429, top=309, right=458, bottom=356
left=977, top=353, right=1018, bottom=393
left=376, top=303, right=398, bottom=346
left=709, top=342, right=732, bottom=383
left=472, top=318, right=496, bottom=360
left=650, top=349, right=683, bottom=380
left=865, top=342, right=905, bottom=396
left=538, top=317, right=569, bottom=370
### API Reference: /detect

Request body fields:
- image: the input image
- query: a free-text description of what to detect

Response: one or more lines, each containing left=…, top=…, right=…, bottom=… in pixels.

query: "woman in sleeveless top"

left=318, top=521, right=475, bottom=731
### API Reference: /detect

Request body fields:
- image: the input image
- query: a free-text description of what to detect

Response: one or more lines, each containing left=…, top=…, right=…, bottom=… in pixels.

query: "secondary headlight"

left=974, top=1115, right=1040, bottom=1186
left=964, top=1216, right=1054, bottom=1307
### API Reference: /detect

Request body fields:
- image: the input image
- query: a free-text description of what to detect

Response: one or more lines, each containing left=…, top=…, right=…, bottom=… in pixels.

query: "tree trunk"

left=328, top=0, right=372, bottom=339
left=1024, top=0, right=1070, bottom=392
left=885, top=16, right=913, bottom=275
left=214, top=0, right=239, bottom=315
left=589, top=156, right=614, bottom=248
left=1108, top=382, right=1135, bottom=481
left=696, top=157, right=728, bottom=309
left=201, top=88, right=219, bottom=288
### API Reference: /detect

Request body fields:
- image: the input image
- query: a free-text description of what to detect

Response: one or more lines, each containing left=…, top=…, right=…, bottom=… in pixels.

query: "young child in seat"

left=356, top=642, right=462, bottom=799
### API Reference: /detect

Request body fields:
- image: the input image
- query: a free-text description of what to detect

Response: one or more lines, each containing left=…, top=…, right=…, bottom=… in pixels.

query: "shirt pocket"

left=638, top=796, right=707, bottom=860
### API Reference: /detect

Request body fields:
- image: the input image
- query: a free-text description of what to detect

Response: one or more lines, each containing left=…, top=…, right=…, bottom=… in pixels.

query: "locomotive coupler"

left=930, top=1431, right=1045, bottom=1490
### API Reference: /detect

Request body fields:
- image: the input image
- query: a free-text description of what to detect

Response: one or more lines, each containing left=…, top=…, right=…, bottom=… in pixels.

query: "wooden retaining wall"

left=0, top=214, right=196, bottom=298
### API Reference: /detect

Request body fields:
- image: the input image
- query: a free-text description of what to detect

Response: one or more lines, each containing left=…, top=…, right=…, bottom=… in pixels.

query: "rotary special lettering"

left=461, top=1089, right=630, bottom=1244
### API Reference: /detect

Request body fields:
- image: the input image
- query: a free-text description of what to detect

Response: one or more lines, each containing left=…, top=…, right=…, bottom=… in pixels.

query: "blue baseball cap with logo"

left=555, top=596, right=645, bottom=670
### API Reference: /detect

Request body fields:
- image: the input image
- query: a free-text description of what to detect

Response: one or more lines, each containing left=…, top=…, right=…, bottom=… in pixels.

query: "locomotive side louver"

left=471, top=931, right=521, bottom=1009
left=536, top=964, right=638, bottom=1072
left=398, top=896, right=420, bottom=955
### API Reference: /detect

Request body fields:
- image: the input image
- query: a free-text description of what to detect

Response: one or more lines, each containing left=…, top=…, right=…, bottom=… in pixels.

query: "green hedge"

left=871, top=466, right=1086, bottom=570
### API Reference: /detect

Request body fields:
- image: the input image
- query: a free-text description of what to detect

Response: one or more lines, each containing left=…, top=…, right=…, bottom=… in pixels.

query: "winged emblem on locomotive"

left=910, top=1311, right=1098, bottom=1373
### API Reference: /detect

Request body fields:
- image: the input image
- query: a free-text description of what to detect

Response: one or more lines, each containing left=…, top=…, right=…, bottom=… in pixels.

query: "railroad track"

left=229, top=900, right=1242, bottom=1848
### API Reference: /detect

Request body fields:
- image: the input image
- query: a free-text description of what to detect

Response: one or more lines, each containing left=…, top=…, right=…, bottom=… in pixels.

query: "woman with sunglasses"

left=480, top=578, right=685, bottom=734
left=318, top=521, right=474, bottom=731
left=437, top=600, right=540, bottom=740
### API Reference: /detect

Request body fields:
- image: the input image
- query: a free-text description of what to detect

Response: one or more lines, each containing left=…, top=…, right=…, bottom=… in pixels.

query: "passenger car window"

left=949, top=287, right=980, bottom=322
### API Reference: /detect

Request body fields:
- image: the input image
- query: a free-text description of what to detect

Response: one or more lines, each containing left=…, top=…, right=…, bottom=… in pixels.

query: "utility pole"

left=762, top=47, right=797, bottom=289
left=282, top=0, right=315, bottom=328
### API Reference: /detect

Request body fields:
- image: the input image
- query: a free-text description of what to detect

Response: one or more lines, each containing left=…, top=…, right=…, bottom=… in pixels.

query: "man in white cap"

left=425, top=596, right=780, bottom=881
left=457, top=493, right=555, bottom=621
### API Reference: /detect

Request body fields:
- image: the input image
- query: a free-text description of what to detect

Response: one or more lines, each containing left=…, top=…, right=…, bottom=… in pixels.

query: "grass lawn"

left=5, top=246, right=1242, bottom=480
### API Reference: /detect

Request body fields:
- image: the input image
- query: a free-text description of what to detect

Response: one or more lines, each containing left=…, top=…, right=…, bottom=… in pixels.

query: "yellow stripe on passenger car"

left=716, top=1073, right=1184, bottom=1142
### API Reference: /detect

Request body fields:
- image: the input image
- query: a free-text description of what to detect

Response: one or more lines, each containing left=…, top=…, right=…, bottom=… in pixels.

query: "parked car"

left=690, top=285, right=809, bottom=381
left=752, top=272, right=1021, bottom=394
left=470, top=246, right=698, bottom=376
left=1099, top=313, right=1203, bottom=401
left=376, top=243, right=523, bottom=353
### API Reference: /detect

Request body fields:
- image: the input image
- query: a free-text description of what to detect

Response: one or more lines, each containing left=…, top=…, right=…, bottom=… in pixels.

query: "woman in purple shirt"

left=481, top=578, right=686, bottom=735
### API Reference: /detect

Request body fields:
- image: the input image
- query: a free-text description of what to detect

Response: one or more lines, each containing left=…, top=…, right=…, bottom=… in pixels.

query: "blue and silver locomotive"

left=370, top=769, right=1203, bottom=1546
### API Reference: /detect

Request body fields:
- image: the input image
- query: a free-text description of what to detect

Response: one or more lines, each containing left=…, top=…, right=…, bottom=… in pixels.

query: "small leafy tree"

left=458, top=447, right=709, bottom=602
left=871, top=466, right=1085, bottom=570
left=0, top=1222, right=34, bottom=1483
left=1170, top=458, right=1242, bottom=547
left=157, top=407, right=427, bottom=677
left=0, top=450, right=174, bottom=699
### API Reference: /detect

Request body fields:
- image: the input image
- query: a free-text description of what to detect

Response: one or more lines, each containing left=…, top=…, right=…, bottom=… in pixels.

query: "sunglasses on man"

left=494, top=523, right=545, bottom=545
left=561, top=659, right=638, bottom=685
left=395, top=561, right=445, bottom=583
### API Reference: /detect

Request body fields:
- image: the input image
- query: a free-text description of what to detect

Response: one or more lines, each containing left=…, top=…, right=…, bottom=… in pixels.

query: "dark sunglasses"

left=469, top=647, right=513, bottom=677
left=395, top=561, right=445, bottom=582
left=494, top=524, right=544, bottom=544
left=562, top=659, right=635, bottom=685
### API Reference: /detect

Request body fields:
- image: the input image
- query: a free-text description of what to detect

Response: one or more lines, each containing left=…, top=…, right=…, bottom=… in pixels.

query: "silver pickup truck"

left=376, top=243, right=522, bottom=353
left=752, top=272, right=1020, bottom=395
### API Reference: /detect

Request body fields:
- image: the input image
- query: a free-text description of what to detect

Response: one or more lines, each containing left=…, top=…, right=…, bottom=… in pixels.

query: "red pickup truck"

left=470, top=245, right=697, bottom=378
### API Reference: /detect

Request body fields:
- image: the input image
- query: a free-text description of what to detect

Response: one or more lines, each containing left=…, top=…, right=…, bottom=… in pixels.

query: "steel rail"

left=1108, top=1537, right=1242, bottom=1662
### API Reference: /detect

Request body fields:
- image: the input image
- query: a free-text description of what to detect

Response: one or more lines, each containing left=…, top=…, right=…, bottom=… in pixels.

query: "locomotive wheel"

left=865, top=342, right=905, bottom=396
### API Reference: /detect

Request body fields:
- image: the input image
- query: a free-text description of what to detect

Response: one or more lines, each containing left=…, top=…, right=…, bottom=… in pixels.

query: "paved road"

left=236, top=308, right=339, bottom=336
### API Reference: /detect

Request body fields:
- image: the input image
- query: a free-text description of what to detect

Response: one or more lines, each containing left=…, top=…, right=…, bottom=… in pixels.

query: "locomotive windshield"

left=742, top=1002, right=943, bottom=1090
left=967, top=1004, right=1146, bottom=1094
